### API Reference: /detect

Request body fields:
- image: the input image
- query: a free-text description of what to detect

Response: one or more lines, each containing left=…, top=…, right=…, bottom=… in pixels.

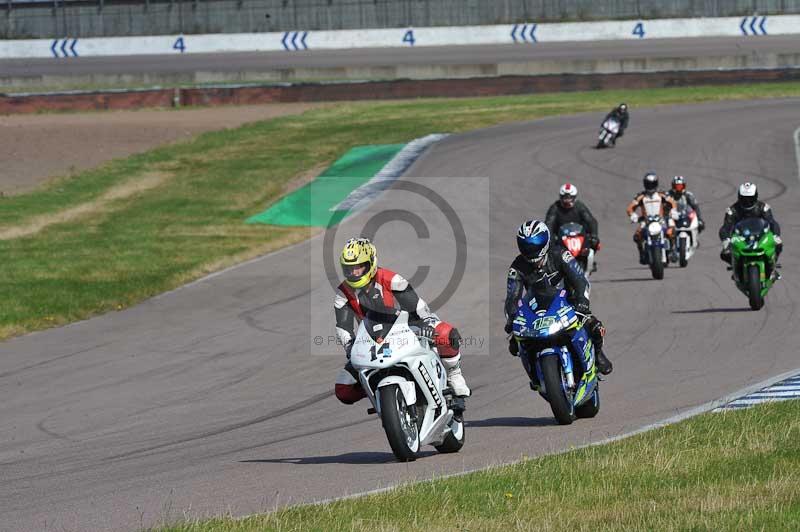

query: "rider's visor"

left=560, top=195, right=575, bottom=208
left=342, top=261, right=370, bottom=283
left=673, top=183, right=685, bottom=192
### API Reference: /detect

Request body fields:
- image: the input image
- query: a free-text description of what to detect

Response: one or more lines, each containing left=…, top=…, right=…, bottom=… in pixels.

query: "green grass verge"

left=2, top=82, right=800, bottom=339
left=158, top=399, right=800, bottom=531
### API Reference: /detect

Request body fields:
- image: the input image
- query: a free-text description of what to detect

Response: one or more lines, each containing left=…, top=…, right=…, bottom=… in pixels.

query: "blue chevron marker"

left=529, top=23, right=537, bottom=43
left=281, top=32, right=290, bottom=51
left=300, top=31, right=308, bottom=50
left=759, top=16, right=767, bottom=35
left=520, top=24, right=528, bottom=43
left=70, top=38, right=78, bottom=57
left=291, top=31, right=299, bottom=50
left=50, top=40, right=59, bottom=58
left=750, top=16, right=758, bottom=35
left=60, top=39, right=68, bottom=58
left=740, top=17, right=748, bottom=35
left=511, top=24, right=518, bottom=43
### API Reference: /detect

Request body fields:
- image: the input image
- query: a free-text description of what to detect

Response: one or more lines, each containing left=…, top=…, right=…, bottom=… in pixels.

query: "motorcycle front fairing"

left=512, top=290, right=597, bottom=406
left=349, top=311, right=454, bottom=446
left=730, top=218, right=776, bottom=294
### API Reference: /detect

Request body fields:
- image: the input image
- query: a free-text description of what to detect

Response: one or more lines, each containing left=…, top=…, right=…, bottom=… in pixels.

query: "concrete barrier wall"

left=3, top=14, right=800, bottom=59
left=4, top=68, right=800, bottom=114
left=3, top=0, right=800, bottom=39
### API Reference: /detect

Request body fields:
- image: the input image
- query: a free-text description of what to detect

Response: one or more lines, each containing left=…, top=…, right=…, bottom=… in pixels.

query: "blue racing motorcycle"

left=511, top=288, right=600, bottom=425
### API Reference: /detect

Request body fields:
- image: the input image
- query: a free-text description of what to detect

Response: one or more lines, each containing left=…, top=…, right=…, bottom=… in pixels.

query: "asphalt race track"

left=1, top=99, right=798, bottom=531
left=3, top=36, right=800, bottom=78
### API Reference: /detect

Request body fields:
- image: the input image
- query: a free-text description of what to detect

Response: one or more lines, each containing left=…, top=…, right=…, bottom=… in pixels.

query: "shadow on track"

left=672, top=308, right=752, bottom=314
left=591, top=277, right=654, bottom=284
left=241, top=451, right=437, bottom=465
left=466, top=416, right=556, bottom=428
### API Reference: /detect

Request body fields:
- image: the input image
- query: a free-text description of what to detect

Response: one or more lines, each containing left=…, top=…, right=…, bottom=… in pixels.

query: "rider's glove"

left=574, top=300, right=591, bottom=315
left=419, top=325, right=436, bottom=343
left=774, top=235, right=783, bottom=245
left=721, top=238, right=731, bottom=251
left=508, top=337, right=519, bottom=357
left=345, top=340, right=354, bottom=360
left=630, top=212, right=639, bottom=223
left=587, top=235, right=599, bottom=249
left=698, top=219, right=705, bottom=232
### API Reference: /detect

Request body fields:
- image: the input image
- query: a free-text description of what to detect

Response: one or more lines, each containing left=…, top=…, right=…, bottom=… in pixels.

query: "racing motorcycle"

left=674, top=206, right=699, bottom=268
left=597, top=117, right=620, bottom=148
left=511, top=289, right=599, bottom=425
left=349, top=310, right=465, bottom=461
left=559, top=222, right=596, bottom=276
left=641, top=214, right=669, bottom=280
left=729, top=218, right=779, bottom=311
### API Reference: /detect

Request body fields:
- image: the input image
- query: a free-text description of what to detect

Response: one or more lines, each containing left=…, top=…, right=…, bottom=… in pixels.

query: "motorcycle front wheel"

left=649, top=247, right=665, bottom=280
left=379, top=384, right=420, bottom=461
left=747, top=264, right=764, bottom=311
left=679, top=237, right=688, bottom=268
left=540, top=355, right=575, bottom=425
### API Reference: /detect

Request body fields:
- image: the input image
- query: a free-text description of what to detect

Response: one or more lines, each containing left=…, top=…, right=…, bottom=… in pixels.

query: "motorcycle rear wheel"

left=575, top=388, right=600, bottom=418
left=434, top=416, right=465, bottom=454
left=540, top=355, right=575, bottom=425
left=379, top=384, right=420, bottom=461
left=747, top=264, right=764, bottom=311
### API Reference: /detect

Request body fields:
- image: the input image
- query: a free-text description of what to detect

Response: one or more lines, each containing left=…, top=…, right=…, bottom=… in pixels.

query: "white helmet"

left=738, top=182, right=758, bottom=211
left=559, top=182, right=578, bottom=208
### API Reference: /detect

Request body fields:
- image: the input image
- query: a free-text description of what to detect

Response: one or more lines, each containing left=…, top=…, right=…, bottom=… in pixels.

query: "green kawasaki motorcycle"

left=730, top=218, right=778, bottom=311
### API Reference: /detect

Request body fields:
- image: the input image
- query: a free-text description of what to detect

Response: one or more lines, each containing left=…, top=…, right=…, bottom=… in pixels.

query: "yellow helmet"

left=340, top=237, right=377, bottom=288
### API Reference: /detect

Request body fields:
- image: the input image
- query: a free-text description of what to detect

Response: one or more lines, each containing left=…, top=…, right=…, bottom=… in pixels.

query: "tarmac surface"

left=0, top=99, right=798, bottom=531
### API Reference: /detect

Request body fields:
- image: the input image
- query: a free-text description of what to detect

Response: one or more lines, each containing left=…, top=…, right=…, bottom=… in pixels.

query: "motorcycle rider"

left=545, top=183, right=600, bottom=270
left=603, top=103, right=629, bottom=144
left=666, top=175, right=705, bottom=232
left=333, top=237, right=470, bottom=405
left=626, top=172, right=678, bottom=265
left=504, top=220, right=613, bottom=377
left=719, top=182, right=782, bottom=266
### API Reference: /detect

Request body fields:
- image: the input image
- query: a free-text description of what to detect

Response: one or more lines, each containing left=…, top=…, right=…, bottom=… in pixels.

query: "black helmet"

left=738, top=182, right=758, bottom=211
left=618, top=103, right=628, bottom=113
left=643, top=172, right=658, bottom=192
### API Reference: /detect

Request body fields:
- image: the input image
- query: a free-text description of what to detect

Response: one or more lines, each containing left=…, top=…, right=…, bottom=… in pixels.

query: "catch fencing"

left=3, top=0, right=800, bottom=39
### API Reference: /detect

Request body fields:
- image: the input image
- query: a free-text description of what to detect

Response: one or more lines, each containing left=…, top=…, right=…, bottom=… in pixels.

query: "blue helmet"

left=517, top=220, right=550, bottom=266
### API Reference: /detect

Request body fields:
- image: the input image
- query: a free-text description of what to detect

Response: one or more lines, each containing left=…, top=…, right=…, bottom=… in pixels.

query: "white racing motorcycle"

left=597, top=117, right=620, bottom=148
left=674, top=205, right=700, bottom=267
left=349, top=310, right=466, bottom=461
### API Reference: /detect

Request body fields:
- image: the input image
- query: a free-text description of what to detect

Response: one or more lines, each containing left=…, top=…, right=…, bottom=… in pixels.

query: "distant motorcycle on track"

left=559, top=222, right=596, bottom=276
left=597, top=117, right=620, bottom=148
left=674, top=206, right=700, bottom=268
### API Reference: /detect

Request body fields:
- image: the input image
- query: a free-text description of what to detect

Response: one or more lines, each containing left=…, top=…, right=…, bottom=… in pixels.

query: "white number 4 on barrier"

left=403, top=29, right=415, bottom=46
left=632, top=22, right=645, bottom=39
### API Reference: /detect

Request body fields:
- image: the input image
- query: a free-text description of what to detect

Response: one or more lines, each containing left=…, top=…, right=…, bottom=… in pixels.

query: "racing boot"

left=637, top=242, right=648, bottom=265
left=595, top=348, right=613, bottom=375
left=441, top=354, right=471, bottom=397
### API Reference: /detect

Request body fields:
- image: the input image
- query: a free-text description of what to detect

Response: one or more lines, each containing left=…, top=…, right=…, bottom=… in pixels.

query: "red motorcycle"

left=559, top=222, right=597, bottom=275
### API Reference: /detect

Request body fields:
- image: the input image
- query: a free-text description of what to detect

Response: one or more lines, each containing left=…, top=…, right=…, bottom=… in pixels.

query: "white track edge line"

left=235, top=366, right=800, bottom=518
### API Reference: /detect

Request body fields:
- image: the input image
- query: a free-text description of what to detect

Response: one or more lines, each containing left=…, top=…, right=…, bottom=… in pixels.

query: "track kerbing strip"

left=333, top=133, right=449, bottom=213
left=713, top=374, right=800, bottom=411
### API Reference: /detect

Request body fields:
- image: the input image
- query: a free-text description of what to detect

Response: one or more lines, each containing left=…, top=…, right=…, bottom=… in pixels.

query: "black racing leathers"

left=545, top=200, right=599, bottom=248
left=719, top=200, right=781, bottom=240
left=604, top=109, right=629, bottom=136
left=666, top=190, right=704, bottom=224
left=504, top=244, right=612, bottom=374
